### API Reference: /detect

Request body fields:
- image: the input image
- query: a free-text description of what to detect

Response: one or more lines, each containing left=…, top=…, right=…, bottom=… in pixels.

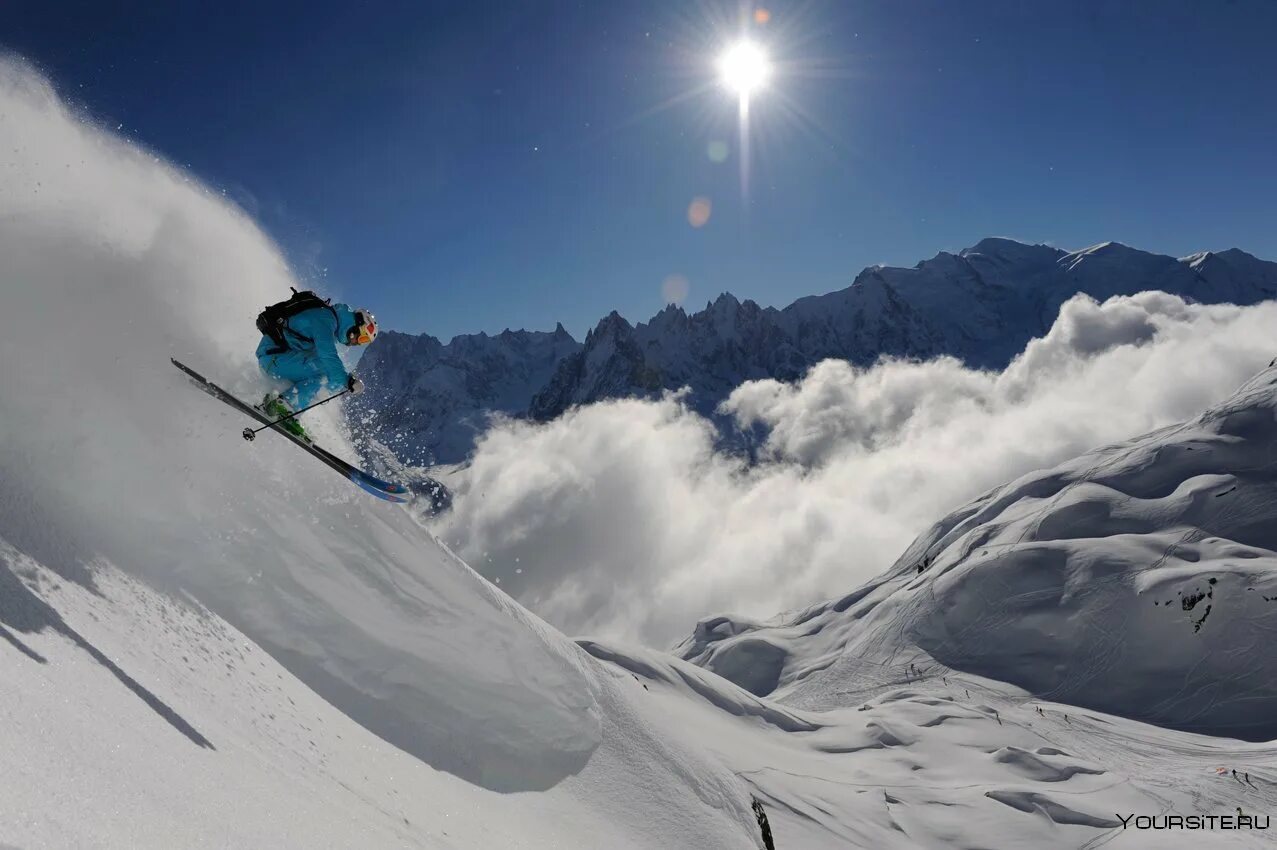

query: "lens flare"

left=687, top=196, right=712, bottom=228
left=661, top=274, right=690, bottom=306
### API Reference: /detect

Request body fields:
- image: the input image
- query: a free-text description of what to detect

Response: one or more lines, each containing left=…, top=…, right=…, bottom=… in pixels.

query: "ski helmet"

left=348, top=309, right=378, bottom=346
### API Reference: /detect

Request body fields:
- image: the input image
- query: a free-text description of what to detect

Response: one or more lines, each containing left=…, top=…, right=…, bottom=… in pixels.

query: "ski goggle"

left=347, top=312, right=377, bottom=345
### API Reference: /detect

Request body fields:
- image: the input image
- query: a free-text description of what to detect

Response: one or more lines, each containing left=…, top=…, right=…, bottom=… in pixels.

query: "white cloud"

left=436, top=292, right=1277, bottom=647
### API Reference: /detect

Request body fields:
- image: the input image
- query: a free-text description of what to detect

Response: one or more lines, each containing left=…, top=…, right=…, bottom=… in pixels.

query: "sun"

left=717, top=40, right=771, bottom=97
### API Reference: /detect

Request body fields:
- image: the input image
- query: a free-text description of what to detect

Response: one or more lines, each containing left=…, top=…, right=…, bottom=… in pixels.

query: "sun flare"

left=717, top=40, right=771, bottom=97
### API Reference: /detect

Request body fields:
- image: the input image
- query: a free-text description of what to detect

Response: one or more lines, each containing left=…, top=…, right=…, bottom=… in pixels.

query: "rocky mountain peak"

left=356, top=238, right=1277, bottom=465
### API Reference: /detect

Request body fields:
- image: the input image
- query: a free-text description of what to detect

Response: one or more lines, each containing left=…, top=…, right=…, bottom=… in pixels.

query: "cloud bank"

left=435, top=291, right=1277, bottom=646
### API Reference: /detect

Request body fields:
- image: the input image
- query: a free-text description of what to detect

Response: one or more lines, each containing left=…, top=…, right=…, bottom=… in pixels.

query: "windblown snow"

left=2, top=56, right=1275, bottom=850
left=0, top=59, right=761, bottom=848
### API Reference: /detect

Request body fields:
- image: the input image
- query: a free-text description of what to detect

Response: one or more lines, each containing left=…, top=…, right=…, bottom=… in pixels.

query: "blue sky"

left=5, top=0, right=1276, bottom=340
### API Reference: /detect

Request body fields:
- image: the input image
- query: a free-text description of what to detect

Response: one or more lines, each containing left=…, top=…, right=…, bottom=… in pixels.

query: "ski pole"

left=242, top=389, right=349, bottom=441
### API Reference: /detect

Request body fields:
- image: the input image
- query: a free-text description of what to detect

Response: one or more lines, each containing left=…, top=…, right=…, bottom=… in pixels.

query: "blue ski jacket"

left=256, top=303, right=358, bottom=407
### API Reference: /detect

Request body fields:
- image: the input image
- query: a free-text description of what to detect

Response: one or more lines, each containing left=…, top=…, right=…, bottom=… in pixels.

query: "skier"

left=254, top=290, right=377, bottom=439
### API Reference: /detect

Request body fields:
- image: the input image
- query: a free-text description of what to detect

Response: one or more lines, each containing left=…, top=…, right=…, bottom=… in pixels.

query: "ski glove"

left=347, top=374, right=365, bottom=395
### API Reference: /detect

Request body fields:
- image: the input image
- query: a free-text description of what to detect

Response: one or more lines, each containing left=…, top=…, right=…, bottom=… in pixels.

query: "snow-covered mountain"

left=536, top=239, right=1277, bottom=416
left=677, top=362, right=1277, bottom=741
left=351, top=324, right=581, bottom=465
left=360, top=238, right=1277, bottom=464
left=529, top=277, right=944, bottom=424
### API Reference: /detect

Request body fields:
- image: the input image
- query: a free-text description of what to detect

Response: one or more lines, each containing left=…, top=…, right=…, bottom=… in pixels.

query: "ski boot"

left=260, top=392, right=310, bottom=442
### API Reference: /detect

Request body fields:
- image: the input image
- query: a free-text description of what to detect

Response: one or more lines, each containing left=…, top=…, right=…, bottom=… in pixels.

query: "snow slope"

left=586, top=639, right=1277, bottom=849
left=1, top=545, right=773, bottom=848
left=0, top=59, right=762, bottom=848
left=678, top=364, right=1277, bottom=741
left=27, top=536, right=1226, bottom=850
left=577, top=361, right=1277, bottom=844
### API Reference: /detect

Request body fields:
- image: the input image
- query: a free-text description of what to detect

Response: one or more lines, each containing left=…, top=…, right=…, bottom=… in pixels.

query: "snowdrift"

left=0, top=58, right=762, bottom=847
left=681, top=365, right=1277, bottom=739
left=584, top=636, right=1276, bottom=849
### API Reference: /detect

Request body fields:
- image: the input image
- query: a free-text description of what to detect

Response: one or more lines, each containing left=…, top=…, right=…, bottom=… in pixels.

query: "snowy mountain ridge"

left=358, top=238, right=1277, bottom=464
left=352, top=323, right=581, bottom=466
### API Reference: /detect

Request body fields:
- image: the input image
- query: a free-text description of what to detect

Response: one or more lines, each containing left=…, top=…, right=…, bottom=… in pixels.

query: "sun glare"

left=717, top=41, right=771, bottom=97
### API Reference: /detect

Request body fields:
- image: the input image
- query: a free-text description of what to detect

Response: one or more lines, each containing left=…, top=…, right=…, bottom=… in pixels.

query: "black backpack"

left=256, top=289, right=338, bottom=355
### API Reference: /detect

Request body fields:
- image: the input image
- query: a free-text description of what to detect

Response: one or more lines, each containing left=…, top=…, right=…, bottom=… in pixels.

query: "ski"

left=171, top=358, right=411, bottom=504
